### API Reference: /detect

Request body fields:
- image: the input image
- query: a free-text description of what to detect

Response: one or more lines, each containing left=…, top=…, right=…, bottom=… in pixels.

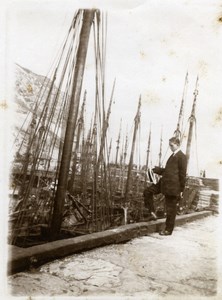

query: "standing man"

left=152, top=136, right=187, bottom=235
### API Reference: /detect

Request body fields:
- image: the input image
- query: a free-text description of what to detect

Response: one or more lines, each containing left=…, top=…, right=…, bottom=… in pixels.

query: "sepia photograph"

left=1, top=0, right=222, bottom=299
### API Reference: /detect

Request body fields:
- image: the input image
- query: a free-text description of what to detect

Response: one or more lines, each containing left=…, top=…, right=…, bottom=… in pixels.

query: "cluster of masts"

left=10, top=9, right=199, bottom=244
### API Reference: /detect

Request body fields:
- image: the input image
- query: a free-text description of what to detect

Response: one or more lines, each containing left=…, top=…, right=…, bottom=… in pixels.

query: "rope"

left=10, top=10, right=87, bottom=243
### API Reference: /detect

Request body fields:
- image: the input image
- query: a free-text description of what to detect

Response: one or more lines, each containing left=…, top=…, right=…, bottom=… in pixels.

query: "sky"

left=2, top=0, right=222, bottom=179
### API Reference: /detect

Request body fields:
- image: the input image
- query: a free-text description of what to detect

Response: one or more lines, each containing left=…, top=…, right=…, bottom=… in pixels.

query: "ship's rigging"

left=10, top=9, right=147, bottom=245
left=9, top=9, right=209, bottom=247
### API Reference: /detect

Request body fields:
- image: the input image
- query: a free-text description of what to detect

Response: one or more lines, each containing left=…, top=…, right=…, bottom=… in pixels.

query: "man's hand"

left=152, top=166, right=162, bottom=174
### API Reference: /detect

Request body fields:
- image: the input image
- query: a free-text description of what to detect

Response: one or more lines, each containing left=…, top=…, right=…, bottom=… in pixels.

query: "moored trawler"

left=9, top=9, right=219, bottom=248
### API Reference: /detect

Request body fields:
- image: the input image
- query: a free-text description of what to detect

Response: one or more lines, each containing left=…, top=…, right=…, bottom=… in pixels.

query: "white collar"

left=172, top=148, right=180, bottom=156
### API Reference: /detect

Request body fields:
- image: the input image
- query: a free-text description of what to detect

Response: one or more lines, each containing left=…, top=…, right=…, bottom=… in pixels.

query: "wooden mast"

left=144, top=124, right=151, bottom=186
left=96, top=79, right=115, bottom=173
left=120, top=134, right=128, bottom=196
left=158, top=126, right=163, bottom=167
left=115, top=119, right=122, bottom=167
left=174, top=72, right=188, bottom=139
left=50, top=9, right=96, bottom=240
left=186, top=76, right=199, bottom=170
left=68, top=90, right=86, bottom=193
left=112, top=119, right=122, bottom=191
left=124, top=96, right=141, bottom=203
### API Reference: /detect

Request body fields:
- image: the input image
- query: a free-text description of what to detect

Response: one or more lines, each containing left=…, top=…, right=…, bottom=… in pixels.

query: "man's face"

left=169, top=141, right=179, bottom=152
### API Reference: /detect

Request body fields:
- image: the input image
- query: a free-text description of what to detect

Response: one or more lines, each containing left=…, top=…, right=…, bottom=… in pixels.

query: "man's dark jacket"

left=153, top=150, right=187, bottom=196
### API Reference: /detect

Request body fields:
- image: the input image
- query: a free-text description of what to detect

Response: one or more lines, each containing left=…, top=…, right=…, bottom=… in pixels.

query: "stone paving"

left=7, top=215, right=222, bottom=299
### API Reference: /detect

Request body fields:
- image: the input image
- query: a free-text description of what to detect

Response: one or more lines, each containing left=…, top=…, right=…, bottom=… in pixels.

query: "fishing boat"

left=9, top=9, right=219, bottom=248
left=9, top=9, right=145, bottom=247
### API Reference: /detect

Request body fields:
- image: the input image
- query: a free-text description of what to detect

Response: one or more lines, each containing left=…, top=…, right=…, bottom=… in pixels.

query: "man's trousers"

left=165, top=195, right=178, bottom=233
